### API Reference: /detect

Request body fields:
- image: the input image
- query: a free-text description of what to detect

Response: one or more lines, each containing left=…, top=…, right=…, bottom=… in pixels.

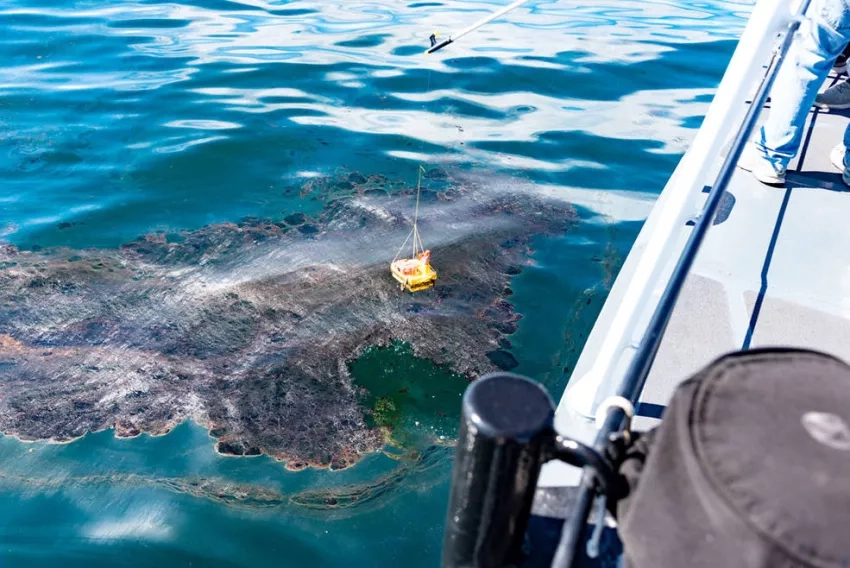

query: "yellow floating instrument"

left=390, top=166, right=437, bottom=292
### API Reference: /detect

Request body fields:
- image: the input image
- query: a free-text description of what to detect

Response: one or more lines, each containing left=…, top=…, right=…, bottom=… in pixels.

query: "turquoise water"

left=0, top=0, right=749, bottom=566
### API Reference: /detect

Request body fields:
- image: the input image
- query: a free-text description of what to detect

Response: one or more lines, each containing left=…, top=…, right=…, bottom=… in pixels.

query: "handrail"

left=560, top=0, right=809, bottom=421
left=551, top=0, right=812, bottom=564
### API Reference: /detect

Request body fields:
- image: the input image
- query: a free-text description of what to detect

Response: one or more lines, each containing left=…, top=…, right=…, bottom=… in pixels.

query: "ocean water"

left=0, top=0, right=750, bottom=566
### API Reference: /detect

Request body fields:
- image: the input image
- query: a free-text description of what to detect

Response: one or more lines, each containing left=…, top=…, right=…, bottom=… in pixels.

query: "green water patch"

left=349, top=341, right=469, bottom=450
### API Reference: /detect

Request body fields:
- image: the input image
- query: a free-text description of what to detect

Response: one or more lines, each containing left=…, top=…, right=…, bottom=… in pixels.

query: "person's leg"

left=755, top=0, right=850, bottom=172
left=836, top=114, right=850, bottom=186
left=833, top=40, right=850, bottom=73
left=814, top=75, right=850, bottom=109
left=815, top=38, right=850, bottom=109
left=844, top=117, right=850, bottom=150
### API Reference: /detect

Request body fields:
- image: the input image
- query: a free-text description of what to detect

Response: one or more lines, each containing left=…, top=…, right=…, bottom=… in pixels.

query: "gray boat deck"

left=539, top=73, right=850, bottom=487
left=639, top=76, right=850, bottom=426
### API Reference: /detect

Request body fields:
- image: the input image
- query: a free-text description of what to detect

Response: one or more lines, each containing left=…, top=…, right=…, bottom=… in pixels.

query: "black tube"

left=553, top=436, right=618, bottom=494
left=551, top=6, right=811, bottom=566
left=441, top=372, right=555, bottom=568
left=427, top=38, right=454, bottom=54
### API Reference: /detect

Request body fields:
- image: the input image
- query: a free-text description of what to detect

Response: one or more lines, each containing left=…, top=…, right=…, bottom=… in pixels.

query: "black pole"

left=427, top=38, right=454, bottom=54
left=441, top=372, right=556, bottom=568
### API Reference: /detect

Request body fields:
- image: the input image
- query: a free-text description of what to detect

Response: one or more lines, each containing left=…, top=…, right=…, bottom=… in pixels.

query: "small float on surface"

left=390, top=166, right=437, bottom=292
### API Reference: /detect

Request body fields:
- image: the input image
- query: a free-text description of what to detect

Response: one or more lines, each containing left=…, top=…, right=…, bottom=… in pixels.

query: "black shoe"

left=834, top=53, right=848, bottom=74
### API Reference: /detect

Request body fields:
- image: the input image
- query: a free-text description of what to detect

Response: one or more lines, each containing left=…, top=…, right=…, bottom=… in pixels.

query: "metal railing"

left=440, top=0, right=813, bottom=565
left=552, top=0, right=811, bottom=563
left=561, top=0, right=810, bottom=421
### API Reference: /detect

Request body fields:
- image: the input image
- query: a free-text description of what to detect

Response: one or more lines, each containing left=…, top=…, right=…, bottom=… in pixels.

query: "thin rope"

left=393, top=227, right=415, bottom=263
left=393, top=165, right=427, bottom=263
left=413, top=165, right=423, bottom=229
left=412, top=165, right=425, bottom=257
left=393, top=61, right=430, bottom=268
left=413, top=225, right=420, bottom=257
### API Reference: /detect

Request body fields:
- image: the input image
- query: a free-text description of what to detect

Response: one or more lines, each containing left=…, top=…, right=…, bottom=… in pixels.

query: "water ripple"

left=0, top=1, right=753, bottom=565
left=1, top=0, right=749, bottom=248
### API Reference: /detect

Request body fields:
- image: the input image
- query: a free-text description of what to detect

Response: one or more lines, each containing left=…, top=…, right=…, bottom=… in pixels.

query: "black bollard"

left=441, top=372, right=556, bottom=568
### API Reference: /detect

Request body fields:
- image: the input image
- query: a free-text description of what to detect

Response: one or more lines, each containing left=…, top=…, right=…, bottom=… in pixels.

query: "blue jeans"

left=757, top=0, right=850, bottom=170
